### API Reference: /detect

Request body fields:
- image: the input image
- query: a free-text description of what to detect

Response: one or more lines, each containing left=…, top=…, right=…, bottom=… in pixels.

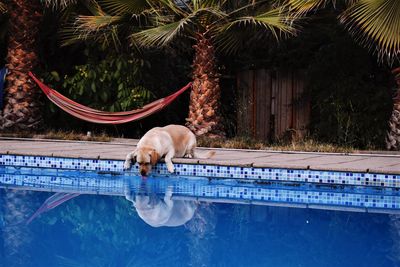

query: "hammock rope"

left=28, top=72, right=192, bottom=124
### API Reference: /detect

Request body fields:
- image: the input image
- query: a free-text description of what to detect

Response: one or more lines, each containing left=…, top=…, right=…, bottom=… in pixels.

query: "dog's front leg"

left=124, top=188, right=135, bottom=202
left=164, top=150, right=175, bottom=173
left=164, top=186, right=174, bottom=207
left=124, top=151, right=135, bottom=170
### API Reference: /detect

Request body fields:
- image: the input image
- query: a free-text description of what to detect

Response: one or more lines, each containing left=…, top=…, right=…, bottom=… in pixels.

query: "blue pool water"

left=1, top=166, right=400, bottom=267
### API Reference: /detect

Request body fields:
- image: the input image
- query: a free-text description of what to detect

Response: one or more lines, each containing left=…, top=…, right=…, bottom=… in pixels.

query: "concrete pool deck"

left=1, top=137, right=400, bottom=175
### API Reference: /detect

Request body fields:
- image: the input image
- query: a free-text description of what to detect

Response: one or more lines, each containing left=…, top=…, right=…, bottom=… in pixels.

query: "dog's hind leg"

left=185, top=136, right=197, bottom=158
left=188, top=148, right=195, bottom=158
left=184, top=146, right=195, bottom=158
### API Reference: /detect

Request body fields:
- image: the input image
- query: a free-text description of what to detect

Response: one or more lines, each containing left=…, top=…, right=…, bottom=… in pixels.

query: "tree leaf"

left=51, top=71, right=61, bottom=82
left=91, top=82, right=96, bottom=92
left=101, top=91, right=108, bottom=102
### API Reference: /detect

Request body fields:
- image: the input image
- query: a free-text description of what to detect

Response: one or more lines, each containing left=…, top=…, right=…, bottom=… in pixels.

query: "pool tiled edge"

left=2, top=164, right=400, bottom=214
left=1, top=154, right=399, bottom=189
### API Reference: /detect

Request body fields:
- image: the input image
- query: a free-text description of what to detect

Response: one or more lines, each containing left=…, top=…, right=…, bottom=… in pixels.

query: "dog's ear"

left=131, top=149, right=137, bottom=163
left=149, top=149, right=159, bottom=166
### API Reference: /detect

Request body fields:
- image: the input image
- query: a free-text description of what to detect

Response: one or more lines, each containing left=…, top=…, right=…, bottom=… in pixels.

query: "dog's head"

left=133, top=147, right=159, bottom=176
left=125, top=180, right=159, bottom=210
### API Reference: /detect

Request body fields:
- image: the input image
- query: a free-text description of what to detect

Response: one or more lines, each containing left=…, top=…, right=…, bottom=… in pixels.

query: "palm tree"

left=64, top=0, right=298, bottom=137
left=0, top=0, right=75, bottom=131
left=0, top=0, right=42, bottom=131
left=290, top=0, right=400, bottom=149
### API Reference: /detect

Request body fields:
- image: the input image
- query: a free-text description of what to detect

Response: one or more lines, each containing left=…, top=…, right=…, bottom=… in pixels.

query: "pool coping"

left=1, top=137, right=400, bottom=175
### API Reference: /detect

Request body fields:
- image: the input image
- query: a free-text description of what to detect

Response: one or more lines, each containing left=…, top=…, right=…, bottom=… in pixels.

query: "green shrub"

left=307, top=37, right=394, bottom=149
left=46, top=53, right=153, bottom=113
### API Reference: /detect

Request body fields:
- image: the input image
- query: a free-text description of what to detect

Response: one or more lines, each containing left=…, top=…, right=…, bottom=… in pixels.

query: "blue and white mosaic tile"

left=1, top=154, right=400, bottom=189
left=1, top=166, right=400, bottom=213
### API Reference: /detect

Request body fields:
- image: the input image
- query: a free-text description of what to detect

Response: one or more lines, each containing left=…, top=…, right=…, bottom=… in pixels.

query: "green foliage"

left=131, top=0, right=299, bottom=53
left=289, top=0, right=400, bottom=65
left=339, top=0, right=400, bottom=65
left=62, top=0, right=299, bottom=54
left=45, top=52, right=153, bottom=113
left=307, top=36, right=393, bottom=149
left=226, top=11, right=395, bottom=149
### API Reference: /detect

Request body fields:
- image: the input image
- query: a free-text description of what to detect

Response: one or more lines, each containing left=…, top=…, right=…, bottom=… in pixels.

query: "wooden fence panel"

left=236, top=69, right=309, bottom=141
left=237, top=70, right=254, bottom=137
left=255, top=69, right=271, bottom=140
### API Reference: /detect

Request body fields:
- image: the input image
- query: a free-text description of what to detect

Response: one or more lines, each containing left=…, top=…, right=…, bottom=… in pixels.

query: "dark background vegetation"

left=223, top=11, right=394, bottom=149
left=1, top=5, right=394, bottom=149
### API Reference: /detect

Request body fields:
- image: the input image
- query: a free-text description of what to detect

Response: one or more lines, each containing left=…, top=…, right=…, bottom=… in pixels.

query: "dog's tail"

left=195, top=150, right=216, bottom=159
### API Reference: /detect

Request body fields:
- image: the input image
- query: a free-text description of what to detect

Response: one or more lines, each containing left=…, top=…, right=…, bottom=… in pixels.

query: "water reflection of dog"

left=124, top=182, right=197, bottom=228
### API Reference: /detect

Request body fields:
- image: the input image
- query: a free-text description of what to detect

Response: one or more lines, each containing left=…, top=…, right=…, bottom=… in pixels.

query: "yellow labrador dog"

left=124, top=124, right=215, bottom=176
left=125, top=186, right=197, bottom=228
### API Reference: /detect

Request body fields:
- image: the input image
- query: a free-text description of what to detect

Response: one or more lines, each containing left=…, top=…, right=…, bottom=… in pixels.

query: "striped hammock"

left=28, top=72, right=191, bottom=124
left=26, top=192, right=80, bottom=224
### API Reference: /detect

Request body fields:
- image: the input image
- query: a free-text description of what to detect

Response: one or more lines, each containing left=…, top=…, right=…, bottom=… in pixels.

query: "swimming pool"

left=1, top=159, right=400, bottom=267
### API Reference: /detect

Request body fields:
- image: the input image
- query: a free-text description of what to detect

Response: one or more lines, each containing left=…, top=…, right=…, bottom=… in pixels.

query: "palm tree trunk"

left=386, top=67, right=400, bottom=150
left=186, top=32, right=225, bottom=138
left=0, top=0, right=43, bottom=131
left=2, top=190, right=35, bottom=267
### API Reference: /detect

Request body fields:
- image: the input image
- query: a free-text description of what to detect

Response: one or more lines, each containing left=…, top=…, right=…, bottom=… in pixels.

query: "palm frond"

left=287, top=0, right=358, bottom=14
left=224, top=7, right=298, bottom=39
left=340, top=0, right=400, bottom=64
left=60, top=0, right=113, bottom=46
left=174, top=0, right=192, bottom=11
left=215, top=6, right=299, bottom=54
left=157, top=0, right=188, bottom=17
left=60, top=0, right=110, bottom=46
left=288, top=0, right=330, bottom=14
left=60, top=0, right=153, bottom=49
left=60, top=14, right=124, bottom=48
left=132, top=6, right=227, bottom=47
left=192, top=0, right=201, bottom=10
left=192, top=0, right=226, bottom=10
left=214, top=26, right=246, bottom=54
left=196, top=0, right=229, bottom=9
left=193, top=7, right=227, bottom=29
left=42, top=0, right=77, bottom=8
left=131, top=19, right=191, bottom=47
left=0, top=2, right=6, bottom=13
left=85, top=0, right=110, bottom=16
left=99, top=0, right=150, bottom=15
left=75, top=14, right=122, bottom=32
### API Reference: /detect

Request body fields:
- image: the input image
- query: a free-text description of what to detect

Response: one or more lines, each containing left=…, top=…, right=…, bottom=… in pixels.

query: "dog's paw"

left=165, top=186, right=173, bottom=198
left=123, top=160, right=132, bottom=170
left=167, top=163, right=174, bottom=173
